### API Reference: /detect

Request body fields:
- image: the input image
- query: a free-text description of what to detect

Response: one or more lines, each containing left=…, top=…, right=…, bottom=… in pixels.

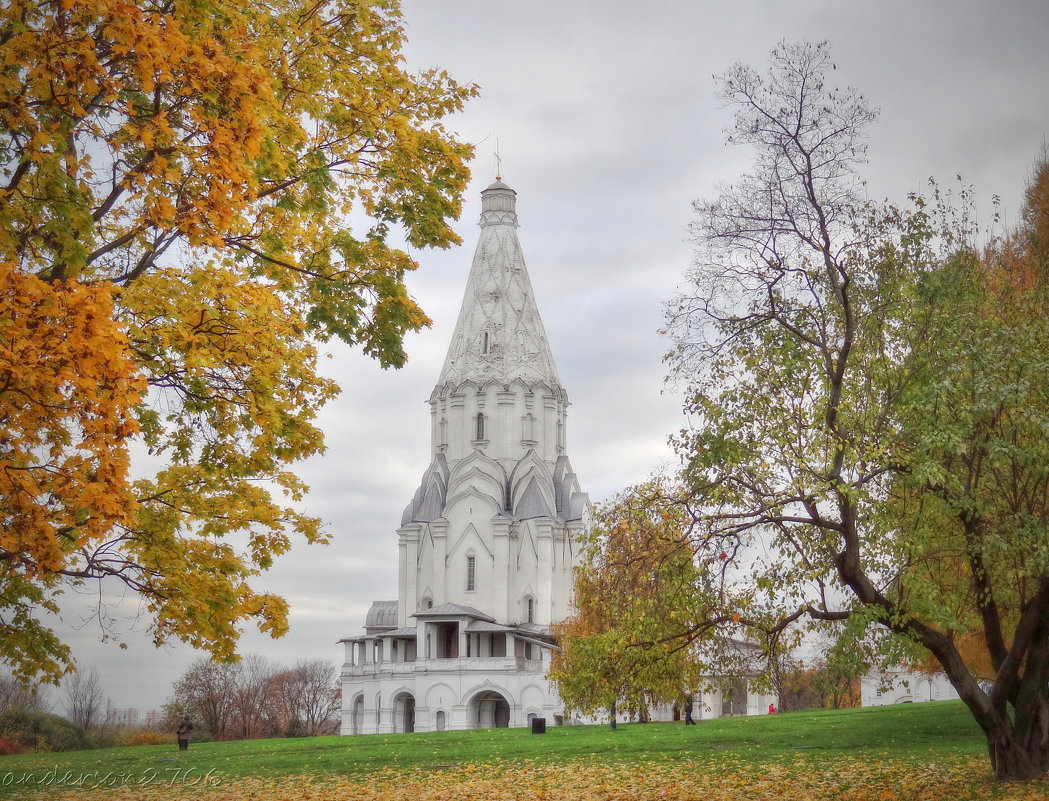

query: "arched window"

left=522, top=413, right=535, bottom=442
left=466, top=554, right=476, bottom=592
left=526, top=596, right=535, bottom=623
left=475, top=412, right=485, bottom=441
left=439, top=417, right=447, bottom=446
left=482, top=331, right=490, bottom=354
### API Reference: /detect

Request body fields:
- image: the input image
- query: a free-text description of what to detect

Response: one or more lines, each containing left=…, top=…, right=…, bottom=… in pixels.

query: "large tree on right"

left=667, top=41, right=1049, bottom=780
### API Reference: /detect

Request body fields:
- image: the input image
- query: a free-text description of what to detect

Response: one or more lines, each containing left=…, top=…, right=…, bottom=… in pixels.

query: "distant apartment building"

left=105, top=708, right=164, bottom=726
left=106, top=707, right=138, bottom=725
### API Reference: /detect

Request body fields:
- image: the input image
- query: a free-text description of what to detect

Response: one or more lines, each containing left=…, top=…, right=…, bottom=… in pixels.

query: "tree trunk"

left=952, top=675, right=1049, bottom=780
left=609, top=701, right=617, bottom=731
left=987, top=727, right=1049, bottom=781
left=970, top=682, right=1049, bottom=780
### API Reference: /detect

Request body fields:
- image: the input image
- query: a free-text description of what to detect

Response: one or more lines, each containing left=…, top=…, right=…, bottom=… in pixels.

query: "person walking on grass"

left=176, top=717, right=193, bottom=751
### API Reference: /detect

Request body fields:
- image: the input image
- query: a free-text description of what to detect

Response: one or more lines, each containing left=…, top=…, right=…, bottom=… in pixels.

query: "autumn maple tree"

left=550, top=480, right=713, bottom=725
left=0, top=0, right=475, bottom=683
left=661, top=41, right=1049, bottom=780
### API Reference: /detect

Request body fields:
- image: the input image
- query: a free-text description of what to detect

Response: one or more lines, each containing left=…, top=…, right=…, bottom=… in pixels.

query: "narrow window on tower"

left=482, top=331, right=490, bottom=353
left=466, top=555, right=476, bottom=592
left=475, top=412, right=485, bottom=441
left=527, top=596, right=535, bottom=623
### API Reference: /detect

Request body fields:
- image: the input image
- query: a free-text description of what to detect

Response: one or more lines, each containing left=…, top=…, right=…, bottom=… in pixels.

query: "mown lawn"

left=1, top=701, right=1046, bottom=800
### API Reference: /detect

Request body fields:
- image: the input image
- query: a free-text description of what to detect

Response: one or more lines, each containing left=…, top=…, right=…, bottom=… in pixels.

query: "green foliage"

left=665, top=41, right=1049, bottom=780
left=551, top=480, right=716, bottom=718
left=0, top=709, right=94, bottom=753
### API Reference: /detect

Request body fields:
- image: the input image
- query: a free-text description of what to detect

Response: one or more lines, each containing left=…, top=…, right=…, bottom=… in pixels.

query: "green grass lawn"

left=0, top=701, right=991, bottom=797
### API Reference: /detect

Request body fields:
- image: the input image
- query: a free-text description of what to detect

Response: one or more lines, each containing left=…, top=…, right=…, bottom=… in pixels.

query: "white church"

left=338, top=178, right=592, bottom=734
left=337, top=178, right=778, bottom=734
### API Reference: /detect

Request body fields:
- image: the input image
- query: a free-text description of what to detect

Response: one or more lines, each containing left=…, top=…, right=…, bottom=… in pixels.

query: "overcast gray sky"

left=48, top=0, right=1049, bottom=713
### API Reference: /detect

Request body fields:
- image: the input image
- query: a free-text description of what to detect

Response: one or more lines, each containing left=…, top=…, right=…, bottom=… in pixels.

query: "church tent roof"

left=437, top=179, right=563, bottom=389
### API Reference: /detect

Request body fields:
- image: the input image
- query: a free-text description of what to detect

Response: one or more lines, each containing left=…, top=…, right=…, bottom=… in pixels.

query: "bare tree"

left=290, top=659, right=341, bottom=736
left=63, top=666, right=109, bottom=731
left=231, top=655, right=279, bottom=739
left=0, top=674, right=50, bottom=714
left=267, top=660, right=340, bottom=736
left=166, top=656, right=339, bottom=740
left=167, top=659, right=239, bottom=740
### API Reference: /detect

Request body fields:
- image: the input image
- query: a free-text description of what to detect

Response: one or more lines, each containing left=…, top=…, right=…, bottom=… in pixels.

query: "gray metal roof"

left=380, top=627, right=418, bottom=638
left=411, top=602, right=494, bottom=622
left=465, top=620, right=515, bottom=633
left=515, top=622, right=552, bottom=636
left=364, top=600, right=398, bottom=631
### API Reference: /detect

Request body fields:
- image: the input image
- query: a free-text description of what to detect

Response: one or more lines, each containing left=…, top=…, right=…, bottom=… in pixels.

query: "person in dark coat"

left=176, top=717, right=193, bottom=750
left=684, top=694, right=696, bottom=725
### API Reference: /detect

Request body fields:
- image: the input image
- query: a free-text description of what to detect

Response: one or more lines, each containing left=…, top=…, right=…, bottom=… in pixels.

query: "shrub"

left=0, top=709, right=94, bottom=752
left=122, top=729, right=176, bottom=747
left=0, top=735, right=31, bottom=755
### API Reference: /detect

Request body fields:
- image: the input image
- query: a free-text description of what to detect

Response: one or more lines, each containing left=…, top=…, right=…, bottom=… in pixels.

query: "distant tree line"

left=1, top=655, right=340, bottom=752
left=164, top=656, right=341, bottom=741
left=0, top=673, right=93, bottom=753
left=775, top=662, right=861, bottom=713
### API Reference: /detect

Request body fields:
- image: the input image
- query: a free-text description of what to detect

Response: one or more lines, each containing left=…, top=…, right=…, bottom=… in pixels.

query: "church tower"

left=339, top=179, right=591, bottom=735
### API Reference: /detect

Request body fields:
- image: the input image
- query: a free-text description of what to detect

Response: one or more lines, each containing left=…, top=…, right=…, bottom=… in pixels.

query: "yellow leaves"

left=37, top=757, right=1049, bottom=801
left=0, top=262, right=144, bottom=662
left=2, top=0, right=475, bottom=681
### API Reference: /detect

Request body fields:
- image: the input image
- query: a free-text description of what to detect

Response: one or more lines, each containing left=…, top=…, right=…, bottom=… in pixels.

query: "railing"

left=341, top=656, right=544, bottom=679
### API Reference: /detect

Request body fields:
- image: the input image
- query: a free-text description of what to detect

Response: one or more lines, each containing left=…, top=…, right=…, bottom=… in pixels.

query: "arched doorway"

left=470, top=690, right=511, bottom=729
left=392, top=692, right=415, bottom=733
left=351, top=695, right=364, bottom=735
